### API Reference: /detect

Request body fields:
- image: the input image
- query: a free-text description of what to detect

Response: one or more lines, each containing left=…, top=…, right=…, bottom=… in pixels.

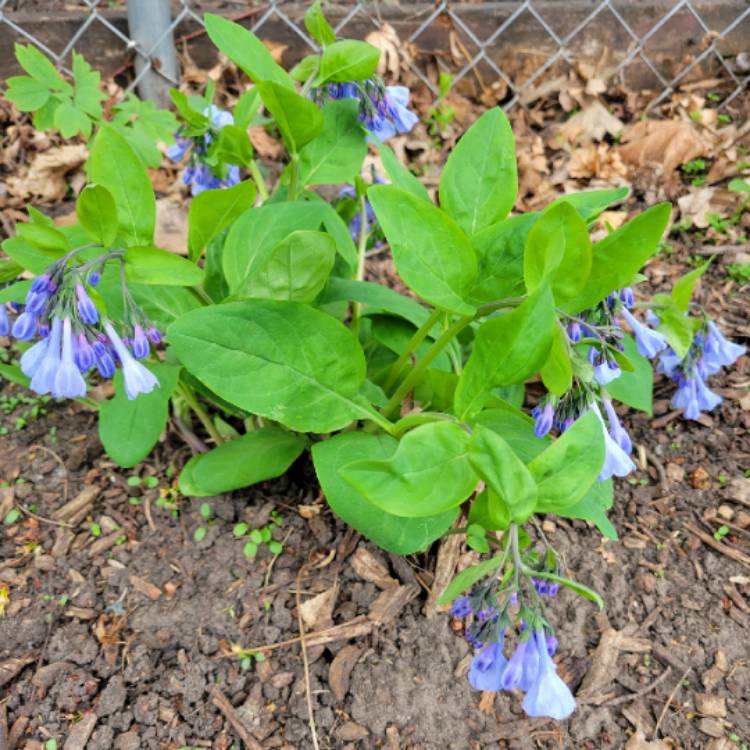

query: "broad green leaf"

left=439, top=108, right=517, bottom=235
left=319, top=278, right=432, bottom=328
left=550, top=187, right=629, bottom=222
left=540, top=322, right=573, bottom=397
left=222, top=202, right=328, bottom=295
left=524, top=201, right=592, bottom=304
left=0, top=362, right=30, bottom=388
left=469, top=212, right=538, bottom=304
left=98, top=363, right=180, bottom=468
left=291, top=54, right=321, bottom=82
left=169, top=89, right=209, bottom=135
left=436, top=554, right=504, bottom=605
left=313, top=432, right=458, bottom=554
left=15, top=43, right=70, bottom=92
left=124, top=246, right=204, bottom=286
left=468, top=426, right=537, bottom=523
left=315, top=40, right=380, bottom=85
left=605, top=336, right=653, bottom=415
left=672, top=261, right=709, bottom=312
left=298, top=100, right=367, bottom=185
left=77, top=185, right=118, bottom=246
left=209, top=124, right=253, bottom=167
left=0, top=258, right=23, bottom=285
left=528, top=410, right=604, bottom=513
left=652, top=294, right=696, bottom=358
left=340, top=422, right=478, bottom=518
left=187, top=181, right=256, bottom=262
left=304, top=0, right=336, bottom=45
left=233, top=88, right=261, bottom=130
left=467, top=488, right=510, bottom=531
left=560, top=479, right=617, bottom=540
left=179, top=427, right=307, bottom=496
left=376, top=141, right=429, bottom=201
left=368, top=185, right=477, bottom=315
left=86, top=124, right=155, bottom=246
left=16, top=223, right=69, bottom=253
left=563, top=203, right=671, bottom=314
left=1, top=237, right=63, bottom=275
left=473, top=403, right=546, bottom=463
left=455, top=285, right=555, bottom=419
left=33, top=97, right=62, bottom=131
left=72, top=52, right=105, bottom=118
left=5, top=76, right=51, bottom=110
left=129, top=284, right=204, bottom=328
left=168, top=299, right=368, bottom=433
left=243, top=230, right=336, bottom=302
left=203, top=14, right=293, bottom=88
left=256, top=81, right=323, bottom=153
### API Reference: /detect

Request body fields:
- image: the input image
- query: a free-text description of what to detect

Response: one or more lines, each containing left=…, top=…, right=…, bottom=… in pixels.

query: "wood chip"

left=52, top=486, right=98, bottom=522
left=695, top=693, right=727, bottom=718
left=62, top=712, right=97, bottom=750
left=698, top=717, right=726, bottom=738
left=299, top=585, right=336, bottom=630
left=424, top=528, right=464, bottom=616
left=129, top=575, right=162, bottom=601
left=210, top=685, right=263, bottom=750
left=0, top=655, right=35, bottom=688
left=87, top=530, right=123, bottom=558
left=624, top=730, right=670, bottom=750
left=349, top=547, right=397, bottom=589
left=328, top=645, right=362, bottom=702
left=368, top=584, right=419, bottom=625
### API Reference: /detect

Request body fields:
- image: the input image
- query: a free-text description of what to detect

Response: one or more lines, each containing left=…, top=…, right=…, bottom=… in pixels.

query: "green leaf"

left=340, top=422, right=478, bottom=518
left=233, top=88, right=262, bottom=130
left=652, top=294, right=695, bottom=359
left=243, top=230, right=336, bottom=302
left=313, top=431, right=458, bottom=554
left=469, top=212, right=538, bottom=304
left=298, top=100, right=367, bottom=185
left=528, top=410, right=604, bottom=513
left=1, top=237, right=63, bottom=275
left=540, top=323, right=573, bottom=397
left=467, top=488, right=510, bottom=531
left=672, top=261, right=710, bottom=312
left=188, top=181, right=256, bottom=262
left=129, top=285, right=204, bottom=328
left=560, top=479, right=617, bottom=540
left=468, top=426, right=537, bottom=523
left=376, top=141, right=430, bottom=201
left=439, top=108, right=518, bottom=235
left=86, top=124, right=155, bottom=246
left=315, top=40, right=380, bottom=85
left=72, top=52, right=105, bottom=118
left=4, top=76, right=51, bottom=110
left=16, top=223, right=70, bottom=253
left=605, top=336, right=653, bottom=415
left=549, top=187, right=629, bottom=222
left=368, top=185, right=477, bottom=315
left=290, top=55, right=321, bottom=82
left=98, top=363, right=180, bottom=468
left=455, top=285, right=556, bottom=419
left=203, top=14, right=294, bottom=88
left=209, top=125, right=253, bottom=167
left=0, top=362, right=30, bottom=388
left=473, top=403, right=546, bottom=463
left=529, top=570, right=604, bottom=609
left=77, top=185, right=118, bottom=246
left=256, top=81, right=323, bottom=153
left=53, top=99, right=92, bottom=138
left=179, top=427, right=307, bottom=496
left=0, top=258, right=23, bottom=285
left=222, top=202, right=329, bottom=296
left=563, top=203, right=671, bottom=314
left=168, top=299, right=368, bottom=433
left=436, top=555, right=504, bottom=606
left=524, top=201, right=592, bottom=304
left=169, top=89, right=209, bottom=134
left=304, top=0, right=336, bottom=45
left=15, top=43, right=70, bottom=92
left=124, top=246, right=204, bottom=286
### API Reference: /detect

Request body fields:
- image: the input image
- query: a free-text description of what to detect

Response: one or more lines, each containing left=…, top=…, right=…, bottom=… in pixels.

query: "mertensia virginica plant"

left=1, top=0, right=744, bottom=721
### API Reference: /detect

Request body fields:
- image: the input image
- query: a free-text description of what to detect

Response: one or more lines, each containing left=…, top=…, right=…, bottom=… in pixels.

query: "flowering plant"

left=0, top=1, right=744, bottom=721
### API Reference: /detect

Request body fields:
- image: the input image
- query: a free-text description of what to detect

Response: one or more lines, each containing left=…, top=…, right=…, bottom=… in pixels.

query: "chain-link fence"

left=1, top=0, right=749, bottom=110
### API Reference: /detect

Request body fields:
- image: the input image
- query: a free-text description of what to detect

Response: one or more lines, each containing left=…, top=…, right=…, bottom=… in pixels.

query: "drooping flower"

left=105, top=323, right=159, bottom=400
left=53, top=318, right=87, bottom=398
left=590, top=403, right=636, bottom=480
left=620, top=307, right=667, bottom=359
left=76, top=284, right=99, bottom=325
left=522, top=630, right=576, bottom=720
left=501, top=639, right=529, bottom=690
left=671, top=374, right=722, bottom=421
left=12, top=311, right=37, bottom=341
left=532, top=402, right=554, bottom=438
left=602, top=397, right=633, bottom=454
left=0, top=305, right=10, bottom=336
left=30, top=317, right=63, bottom=395
left=703, top=321, right=745, bottom=372
left=468, top=638, right=507, bottom=692
left=20, top=336, right=49, bottom=378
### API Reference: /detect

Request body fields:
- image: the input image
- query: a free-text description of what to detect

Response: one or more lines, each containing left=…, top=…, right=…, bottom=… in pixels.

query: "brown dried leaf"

left=93, top=613, right=126, bottom=667
left=6, top=144, right=88, bottom=203
left=349, top=547, right=397, bottom=589
left=299, top=585, right=336, bottom=630
left=249, top=126, right=284, bottom=160
left=328, top=644, right=362, bottom=702
left=624, top=730, right=670, bottom=750
left=557, top=101, right=624, bottom=145
left=366, top=24, right=404, bottom=80
left=567, top=143, right=628, bottom=180
left=691, top=467, right=711, bottom=490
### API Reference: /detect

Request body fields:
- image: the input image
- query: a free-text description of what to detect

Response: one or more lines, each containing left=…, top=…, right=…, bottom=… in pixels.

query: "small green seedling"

left=713, top=525, right=730, bottom=541
left=193, top=502, right=213, bottom=541
left=233, top=511, right=284, bottom=559
left=230, top=643, right=266, bottom=671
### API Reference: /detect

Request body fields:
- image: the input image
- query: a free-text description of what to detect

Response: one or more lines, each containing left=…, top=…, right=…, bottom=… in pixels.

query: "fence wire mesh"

left=1, top=0, right=749, bottom=110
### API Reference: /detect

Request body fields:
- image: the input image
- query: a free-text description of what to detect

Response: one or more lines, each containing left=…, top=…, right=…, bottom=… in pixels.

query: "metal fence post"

left=126, top=0, right=179, bottom=106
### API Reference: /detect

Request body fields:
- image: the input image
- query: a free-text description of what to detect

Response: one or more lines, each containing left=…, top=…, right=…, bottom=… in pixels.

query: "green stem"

left=382, top=308, right=442, bottom=393
left=350, top=196, right=370, bottom=337
left=177, top=381, right=225, bottom=446
left=288, top=153, right=300, bottom=201
left=382, top=314, right=473, bottom=419
left=249, top=160, right=269, bottom=202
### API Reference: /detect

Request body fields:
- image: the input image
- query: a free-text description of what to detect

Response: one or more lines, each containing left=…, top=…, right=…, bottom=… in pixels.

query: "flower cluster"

left=451, top=556, right=575, bottom=720
left=312, top=79, right=418, bottom=141
left=167, top=105, right=241, bottom=196
left=5, top=252, right=160, bottom=400
left=656, top=319, right=744, bottom=420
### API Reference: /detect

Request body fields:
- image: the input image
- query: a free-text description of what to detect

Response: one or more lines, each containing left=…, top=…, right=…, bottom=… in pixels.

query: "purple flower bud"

left=146, top=326, right=162, bottom=345
left=31, top=274, right=51, bottom=293
left=25, top=289, right=48, bottom=315
left=620, top=287, right=634, bottom=308
left=567, top=321, right=582, bottom=342
left=534, top=402, right=554, bottom=438
left=450, top=596, right=472, bottom=619
left=88, top=271, right=101, bottom=287
left=74, top=334, right=96, bottom=372
left=76, top=284, right=99, bottom=325
left=38, top=323, right=50, bottom=338
left=0, top=306, right=9, bottom=337
left=96, top=351, right=116, bottom=379
left=12, top=311, right=37, bottom=341
left=131, top=324, right=150, bottom=359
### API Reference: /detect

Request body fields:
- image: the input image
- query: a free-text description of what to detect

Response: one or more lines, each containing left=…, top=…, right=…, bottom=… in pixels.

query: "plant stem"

left=288, top=153, right=300, bottom=201
left=382, top=307, right=442, bottom=393
left=350, top=196, right=370, bottom=337
left=382, top=314, right=473, bottom=419
left=177, top=381, right=225, bottom=446
left=249, top=160, right=269, bottom=202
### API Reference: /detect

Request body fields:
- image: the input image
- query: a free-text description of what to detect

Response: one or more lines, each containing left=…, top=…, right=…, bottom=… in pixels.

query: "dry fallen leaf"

left=624, top=730, right=670, bottom=750
left=155, top=198, right=188, bottom=255
left=299, top=585, right=337, bottom=630
left=366, top=24, right=404, bottom=81
left=568, top=143, right=628, bottom=180
left=557, top=101, right=624, bottom=145
left=6, top=144, right=88, bottom=203
left=249, top=126, right=284, bottom=160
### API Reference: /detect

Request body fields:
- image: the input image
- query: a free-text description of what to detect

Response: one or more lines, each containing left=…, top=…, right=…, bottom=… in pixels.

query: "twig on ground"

left=684, top=522, right=750, bottom=567
left=210, top=685, right=263, bottom=750
left=296, top=565, right=320, bottom=750
left=653, top=666, right=691, bottom=739
left=0, top=702, right=9, bottom=750
left=16, top=502, right=72, bottom=529
left=143, top=494, right=156, bottom=533
left=602, top=666, right=672, bottom=707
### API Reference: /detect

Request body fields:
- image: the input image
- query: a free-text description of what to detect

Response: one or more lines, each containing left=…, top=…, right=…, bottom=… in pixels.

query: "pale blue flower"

left=522, top=630, right=575, bottom=720
left=105, top=323, right=159, bottom=400
left=468, top=639, right=507, bottom=692
left=53, top=318, right=86, bottom=398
